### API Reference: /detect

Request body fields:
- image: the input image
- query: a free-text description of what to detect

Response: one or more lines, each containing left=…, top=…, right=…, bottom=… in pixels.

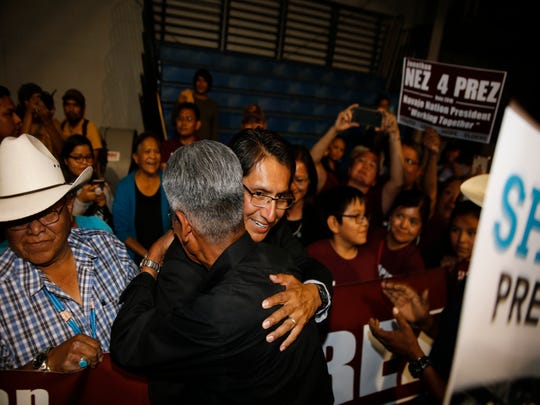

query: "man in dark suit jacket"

left=110, top=140, right=333, bottom=404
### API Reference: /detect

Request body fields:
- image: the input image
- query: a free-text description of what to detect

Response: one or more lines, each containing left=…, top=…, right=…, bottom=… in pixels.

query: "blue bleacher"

left=158, top=43, right=387, bottom=148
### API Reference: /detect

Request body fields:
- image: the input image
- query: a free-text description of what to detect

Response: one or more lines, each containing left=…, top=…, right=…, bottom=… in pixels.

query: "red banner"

left=0, top=269, right=446, bottom=405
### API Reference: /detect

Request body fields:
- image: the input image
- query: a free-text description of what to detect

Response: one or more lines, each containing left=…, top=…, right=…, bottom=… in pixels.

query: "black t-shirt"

left=134, top=186, right=164, bottom=262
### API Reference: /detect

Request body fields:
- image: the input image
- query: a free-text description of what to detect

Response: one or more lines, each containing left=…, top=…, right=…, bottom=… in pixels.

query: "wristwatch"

left=139, top=255, right=161, bottom=273
left=315, top=283, right=329, bottom=310
left=408, top=355, right=432, bottom=378
left=32, top=348, right=51, bottom=371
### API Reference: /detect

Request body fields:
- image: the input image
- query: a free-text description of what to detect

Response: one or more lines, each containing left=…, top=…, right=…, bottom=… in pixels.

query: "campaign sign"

left=397, top=57, right=506, bottom=144
left=445, top=103, right=540, bottom=404
left=0, top=269, right=447, bottom=405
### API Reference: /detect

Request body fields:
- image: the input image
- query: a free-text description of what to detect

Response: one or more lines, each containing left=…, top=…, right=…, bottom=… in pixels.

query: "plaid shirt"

left=0, top=228, right=138, bottom=369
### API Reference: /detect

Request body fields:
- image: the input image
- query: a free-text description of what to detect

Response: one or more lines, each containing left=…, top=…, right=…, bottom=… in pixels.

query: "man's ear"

left=327, top=215, right=340, bottom=235
left=195, top=120, right=202, bottom=131
left=176, top=211, right=193, bottom=242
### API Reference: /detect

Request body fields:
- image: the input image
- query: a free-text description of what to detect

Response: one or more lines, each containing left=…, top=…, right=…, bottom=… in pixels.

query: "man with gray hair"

left=110, top=140, right=333, bottom=404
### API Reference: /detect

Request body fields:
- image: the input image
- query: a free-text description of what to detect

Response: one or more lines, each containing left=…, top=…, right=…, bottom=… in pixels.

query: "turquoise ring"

left=79, top=356, right=88, bottom=368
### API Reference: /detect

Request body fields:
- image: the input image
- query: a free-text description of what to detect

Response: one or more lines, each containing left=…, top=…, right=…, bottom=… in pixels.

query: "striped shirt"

left=0, top=228, right=138, bottom=369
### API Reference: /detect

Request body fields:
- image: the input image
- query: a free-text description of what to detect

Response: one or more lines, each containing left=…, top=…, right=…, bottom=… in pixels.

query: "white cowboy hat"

left=460, top=173, right=489, bottom=207
left=0, top=134, right=92, bottom=222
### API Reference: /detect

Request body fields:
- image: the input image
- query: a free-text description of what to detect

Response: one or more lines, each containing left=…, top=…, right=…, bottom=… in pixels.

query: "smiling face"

left=242, top=156, right=291, bottom=242
left=5, top=198, right=73, bottom=269
left=133, top=136, right=161, bottom=175
left=290, top=160, right=309, bottom=206
left=387, top=205, right=423, bottom=249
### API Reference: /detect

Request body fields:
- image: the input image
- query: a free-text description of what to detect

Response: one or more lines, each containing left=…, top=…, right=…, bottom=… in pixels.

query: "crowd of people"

left=0, top=74, right=490, bottom=403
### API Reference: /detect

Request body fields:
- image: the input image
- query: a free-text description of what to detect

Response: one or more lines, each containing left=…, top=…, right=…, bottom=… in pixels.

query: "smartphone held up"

left=351, top=107, right=383, bottom=128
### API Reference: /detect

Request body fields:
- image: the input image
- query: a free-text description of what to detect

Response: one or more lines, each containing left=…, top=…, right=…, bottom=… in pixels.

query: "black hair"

left=62, top=88, right=86, bottom=109
left=401, top=138, right=423, bottom=163
left=176, top=102, right=200, bottom=121
left=41, top=91, right=55, bottom=111
left=290, top=144, right=318, bottom=202
left=17, top=82, right=42, bottom=105
left=128, top=131, right=162, bottom=173
left=0, top=85, right=11, bottom=98
left=60, top=134, right=94, bottom=181
left=449, top=199, right=482, bottom=225
left=228, top=128, right=295, bottom=185
left=389, top=188, right=431, bottom=227
left=319, top=185, right=365, bottom=225
left=193, top=68, right=213, bottom=92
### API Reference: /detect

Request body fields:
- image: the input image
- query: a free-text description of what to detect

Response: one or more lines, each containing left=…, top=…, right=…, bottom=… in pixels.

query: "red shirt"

left=307, top=239, right=379, bottom=286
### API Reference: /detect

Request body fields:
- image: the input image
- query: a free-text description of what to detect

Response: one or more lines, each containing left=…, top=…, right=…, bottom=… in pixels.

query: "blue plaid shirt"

left=0, top=228, right=138, bottom=369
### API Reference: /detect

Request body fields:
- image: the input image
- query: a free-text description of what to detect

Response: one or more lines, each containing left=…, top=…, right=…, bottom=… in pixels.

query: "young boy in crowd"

left=307, top=185, right=378, bottom=285
left=161, top=102, right=201, bottom=166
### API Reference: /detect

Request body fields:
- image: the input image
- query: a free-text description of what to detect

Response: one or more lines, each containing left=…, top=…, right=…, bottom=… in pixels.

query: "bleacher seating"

left=157, top=43, right=388, bottom=147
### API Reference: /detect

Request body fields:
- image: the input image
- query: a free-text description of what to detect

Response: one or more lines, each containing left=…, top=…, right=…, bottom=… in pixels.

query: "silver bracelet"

left=139, top=255, right=162, bottom=273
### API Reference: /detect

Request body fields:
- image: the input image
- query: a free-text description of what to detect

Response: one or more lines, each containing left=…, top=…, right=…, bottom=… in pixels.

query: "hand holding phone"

left=91, top=179, right=105, bottom=195
left=351, top=107, right=383, bottom=128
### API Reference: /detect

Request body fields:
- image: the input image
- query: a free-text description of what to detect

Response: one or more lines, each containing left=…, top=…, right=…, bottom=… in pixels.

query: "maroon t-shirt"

left=365, top=226, right=425, bottom=276
left=307, top=239, right=379, bottom=286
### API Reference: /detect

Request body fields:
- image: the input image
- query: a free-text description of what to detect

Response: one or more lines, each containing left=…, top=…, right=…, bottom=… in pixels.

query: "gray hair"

left=163, top=140, right=244, bottom=243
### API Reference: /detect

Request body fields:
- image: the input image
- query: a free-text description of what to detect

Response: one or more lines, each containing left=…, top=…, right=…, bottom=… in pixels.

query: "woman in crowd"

left=368, top=184, right=484, bottom=403
left=310, top=106, right=356, bottom=194
left=112, top=131, right=171, bottom=262
left=420, top=176, right=464, bottom=268
left=286, top=144, right=324, bottom=246
left=61, top=134, right=114, bottom=229
left=365, top=188, right=429, bottom=278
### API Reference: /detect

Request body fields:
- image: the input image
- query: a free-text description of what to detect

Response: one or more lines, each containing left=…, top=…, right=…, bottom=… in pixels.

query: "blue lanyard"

left=43, top=288, right=96, bottom=338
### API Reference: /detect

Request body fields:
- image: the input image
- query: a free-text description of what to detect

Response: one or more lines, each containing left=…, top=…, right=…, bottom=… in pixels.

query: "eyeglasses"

left=243, top=184, right=294, bottom=210
left=6, top=200, right=66, bottom=231
left=339, top=213, right=369, bottom=224
left=69, top=154, right=94, bottom=163
left=405, top=158, right=420, bottom=166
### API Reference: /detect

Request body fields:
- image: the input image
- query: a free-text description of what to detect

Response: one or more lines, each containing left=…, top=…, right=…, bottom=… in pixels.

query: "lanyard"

left=43, top=288, right=96, bottom=338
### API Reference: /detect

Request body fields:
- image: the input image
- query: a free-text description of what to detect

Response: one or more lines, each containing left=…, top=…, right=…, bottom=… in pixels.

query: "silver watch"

left=139, top=256, right=161, bottom=273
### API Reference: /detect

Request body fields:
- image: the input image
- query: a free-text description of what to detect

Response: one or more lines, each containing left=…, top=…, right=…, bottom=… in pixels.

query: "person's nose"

left=26, top=218, right=47, bottom=234
left=261, top=200, right=278, bottom=223
left=13, top=112, right=22, bottom=126
left=457, top=231, right=468, bottom=244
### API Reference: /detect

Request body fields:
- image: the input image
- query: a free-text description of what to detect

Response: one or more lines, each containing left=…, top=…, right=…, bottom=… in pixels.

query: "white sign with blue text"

left=446, top=103, right=540, bottom=403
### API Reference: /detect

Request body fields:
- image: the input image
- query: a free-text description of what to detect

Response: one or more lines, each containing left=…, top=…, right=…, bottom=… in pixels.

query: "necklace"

left=292, top=222, right=303, bottom=237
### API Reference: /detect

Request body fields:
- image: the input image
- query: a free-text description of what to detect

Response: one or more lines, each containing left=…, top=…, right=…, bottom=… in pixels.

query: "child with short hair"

left=307, top=185, right=378, bottom=285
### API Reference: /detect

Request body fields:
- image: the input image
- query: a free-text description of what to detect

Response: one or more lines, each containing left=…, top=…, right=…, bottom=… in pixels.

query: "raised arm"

left=310, top=104, right=359, bottom=192
left=380, top=112, right=404, bottom=215
left=421, top=128, right=441, bottom=217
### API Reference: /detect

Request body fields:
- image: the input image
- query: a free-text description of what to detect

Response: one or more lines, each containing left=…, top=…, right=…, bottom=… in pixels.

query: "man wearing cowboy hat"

left=0, top=134, right=138, bottom=372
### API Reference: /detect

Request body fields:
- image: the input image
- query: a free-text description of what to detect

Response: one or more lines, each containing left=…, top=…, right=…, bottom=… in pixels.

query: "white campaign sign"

left=446, top=103, right=540, bottom=402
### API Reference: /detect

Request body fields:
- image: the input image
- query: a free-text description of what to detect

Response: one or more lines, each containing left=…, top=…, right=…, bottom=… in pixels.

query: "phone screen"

left=351, top=107, right=383, bottom=128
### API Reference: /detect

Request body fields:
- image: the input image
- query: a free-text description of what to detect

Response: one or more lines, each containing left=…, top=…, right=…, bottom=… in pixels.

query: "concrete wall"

left=0, top=0, right=144, bottom=133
